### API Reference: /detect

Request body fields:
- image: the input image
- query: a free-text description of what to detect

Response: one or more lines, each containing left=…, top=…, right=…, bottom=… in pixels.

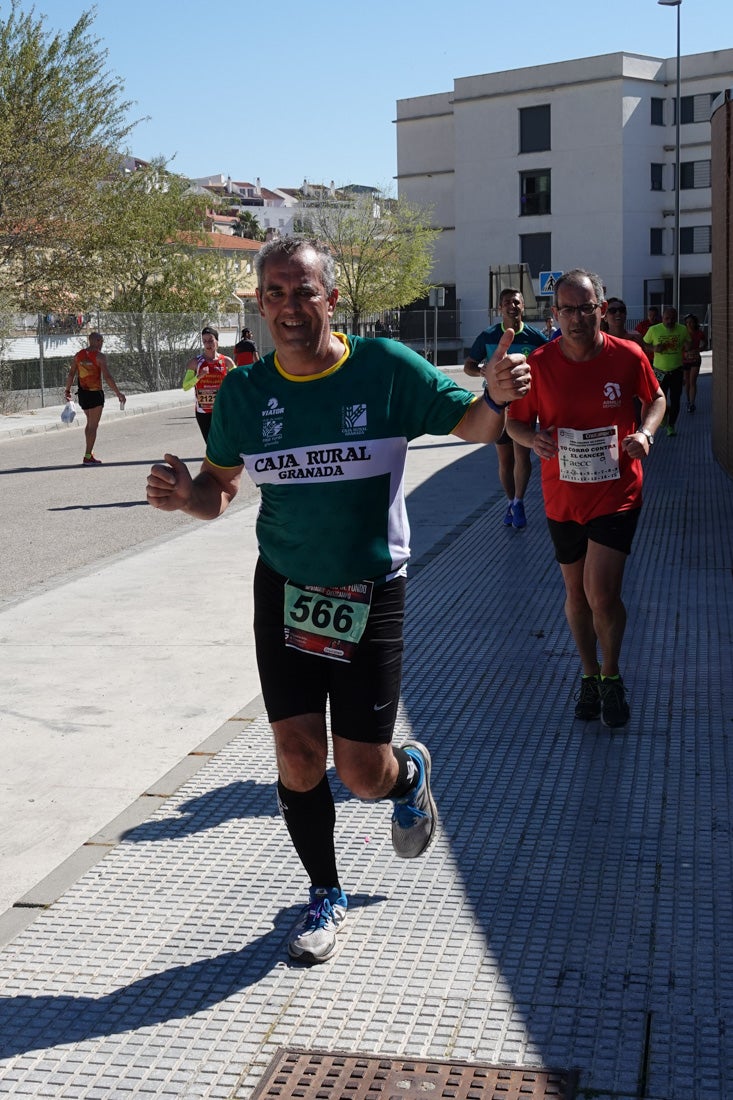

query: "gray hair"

left=254, top=235, right=336, bottom=295
left=554, top=268, right=605, bottom=305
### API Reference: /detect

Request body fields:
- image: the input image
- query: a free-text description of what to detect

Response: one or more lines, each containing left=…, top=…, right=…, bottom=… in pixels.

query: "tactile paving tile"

left=249, top=1048, right=578, bottom=1100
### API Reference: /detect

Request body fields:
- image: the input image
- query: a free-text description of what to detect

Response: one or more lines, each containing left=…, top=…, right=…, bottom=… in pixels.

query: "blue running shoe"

left=503, top=502, right=514, bottom=527
left=391, top=740, right=437, bottom=859
left=512, top=500, right=527, bottom=529
left=287, top=886, right=347, bottom=963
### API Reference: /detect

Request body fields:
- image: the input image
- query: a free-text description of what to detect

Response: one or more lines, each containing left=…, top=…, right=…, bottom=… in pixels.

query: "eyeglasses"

left=607, top=306, right=627, bottom=315
left=556, top=302, right=602, bottom=318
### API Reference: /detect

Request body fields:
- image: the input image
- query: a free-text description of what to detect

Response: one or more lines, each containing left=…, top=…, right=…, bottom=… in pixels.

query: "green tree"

left=99, top=310, right=210, bottom=393
left=0, top=3, right=137, bottom=309
left=94, top=161, right=232, bottom=315
left=90, top=162, right=236, bottom=391
left=233, top=210, right=265, bottom=241
left=301, top=192, right=439, bottom=332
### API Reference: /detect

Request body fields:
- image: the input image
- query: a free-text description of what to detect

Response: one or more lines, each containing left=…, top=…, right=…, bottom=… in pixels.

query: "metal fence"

left=1, top=311, right=265, bottom=410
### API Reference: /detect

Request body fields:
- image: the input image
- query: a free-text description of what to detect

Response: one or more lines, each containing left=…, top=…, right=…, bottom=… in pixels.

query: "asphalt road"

left=0, top=405, right=260, bottom=609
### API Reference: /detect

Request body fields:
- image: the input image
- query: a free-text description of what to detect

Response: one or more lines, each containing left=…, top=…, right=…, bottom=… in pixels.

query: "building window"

left=520, top=169, right=551, bottom=215
left=680, top=160, right=711, bottom=189
left=651, top=163, right=664, bottom=192
left=520, top=233, right=551, bottom=276
left=519, top=104, right=551, bottom=153
left=677, top=92, right=721, bottom=125
left=650, top=228, right=664, bottom=256
left=680, top=226, right=711, bottom=254
left=651, top=97, right=665, bottom=125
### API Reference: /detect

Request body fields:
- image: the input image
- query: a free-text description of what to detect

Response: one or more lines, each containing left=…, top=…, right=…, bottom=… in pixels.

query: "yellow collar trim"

left=274, top=332, right=350, bottom=381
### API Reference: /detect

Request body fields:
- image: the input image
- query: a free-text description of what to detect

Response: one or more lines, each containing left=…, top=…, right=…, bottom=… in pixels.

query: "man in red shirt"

left=635, top=306, right=660, bottom=339
left=64, top=331, right=126, bottom=465
left=507, top=269, right=665, bottom=728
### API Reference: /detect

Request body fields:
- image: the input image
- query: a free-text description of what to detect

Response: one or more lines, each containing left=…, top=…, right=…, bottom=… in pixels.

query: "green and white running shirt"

left=206, top=334, right=477, bottom=586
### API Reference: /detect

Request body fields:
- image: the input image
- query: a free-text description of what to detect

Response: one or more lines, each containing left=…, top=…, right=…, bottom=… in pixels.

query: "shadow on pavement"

left=0, top=892, right=388, bottom=1059
left=397, top=374, right=732, bottom=1094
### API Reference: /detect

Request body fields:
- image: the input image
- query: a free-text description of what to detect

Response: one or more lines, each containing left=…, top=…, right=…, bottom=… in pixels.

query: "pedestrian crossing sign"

left=539, top=271, right=563, bottom=295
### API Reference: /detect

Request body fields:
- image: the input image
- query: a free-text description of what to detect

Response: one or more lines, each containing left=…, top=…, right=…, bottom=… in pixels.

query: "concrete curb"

left=0, top=390, right=193, bottom=441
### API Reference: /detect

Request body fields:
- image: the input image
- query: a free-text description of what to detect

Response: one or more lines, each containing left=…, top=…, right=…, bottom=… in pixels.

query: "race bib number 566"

left=284, top=580, right=374, bottom=663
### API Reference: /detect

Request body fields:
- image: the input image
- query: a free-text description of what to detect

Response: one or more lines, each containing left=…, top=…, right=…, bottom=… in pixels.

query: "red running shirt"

left=74, top=348, right=103, bottom=390
left=194, top=354, right=229, bottom=414
left=510, top=333, right=660, bottom=524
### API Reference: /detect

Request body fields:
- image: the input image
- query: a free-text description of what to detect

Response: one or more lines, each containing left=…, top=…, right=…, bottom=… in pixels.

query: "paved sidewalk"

left=0, top=379, right=495, bottom=923
left=0, top=388, right=192, bottom=441
left=0, top=368, right=731, bottom=1099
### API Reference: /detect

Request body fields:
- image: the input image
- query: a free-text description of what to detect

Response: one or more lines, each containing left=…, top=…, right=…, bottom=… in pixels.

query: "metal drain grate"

left=250, top=1048, right=578, bottom=1099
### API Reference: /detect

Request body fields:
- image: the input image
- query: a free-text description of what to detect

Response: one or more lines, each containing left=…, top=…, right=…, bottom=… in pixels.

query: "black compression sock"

left=386, top=745, right=420, bottom=800
left=277, top=775, right=339, bottom=889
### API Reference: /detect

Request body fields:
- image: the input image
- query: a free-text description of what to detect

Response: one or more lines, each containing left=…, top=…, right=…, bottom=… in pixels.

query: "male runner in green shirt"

left=643, top=307, right=690, bottom=437
left=147, top=236, right=530, bottom=964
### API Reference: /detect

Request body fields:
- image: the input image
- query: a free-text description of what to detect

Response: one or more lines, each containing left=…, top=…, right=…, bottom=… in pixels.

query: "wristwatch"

left=639, top=427, right=654, bottom=446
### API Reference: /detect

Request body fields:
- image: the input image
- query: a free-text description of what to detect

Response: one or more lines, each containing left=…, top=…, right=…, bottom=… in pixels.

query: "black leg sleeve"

left=277, top=774, right=340, bottom=890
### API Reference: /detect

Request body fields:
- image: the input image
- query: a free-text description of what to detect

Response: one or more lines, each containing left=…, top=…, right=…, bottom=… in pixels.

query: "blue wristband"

left=483, top=388, right=510, bottom=414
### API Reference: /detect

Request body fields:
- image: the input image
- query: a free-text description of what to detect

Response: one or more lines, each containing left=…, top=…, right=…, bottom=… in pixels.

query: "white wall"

left=397, top=48, right=733, bottom=322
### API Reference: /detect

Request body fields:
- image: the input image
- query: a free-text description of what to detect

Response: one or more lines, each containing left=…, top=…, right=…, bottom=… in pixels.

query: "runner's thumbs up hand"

left=146, top=453, right=194, bottom=511
left=482, top=327, right=531, bottom=406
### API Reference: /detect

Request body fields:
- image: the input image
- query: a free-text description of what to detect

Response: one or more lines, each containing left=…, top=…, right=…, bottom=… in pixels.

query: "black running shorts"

left=547, top=507, right=641, bottom=565
left=253, top=557, right=405, bottom=743
left=77, top=389, right=104, bottom=411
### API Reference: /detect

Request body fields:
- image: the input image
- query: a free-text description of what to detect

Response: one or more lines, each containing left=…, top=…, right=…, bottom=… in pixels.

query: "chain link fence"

left=1, top=310, right=266, bottom=411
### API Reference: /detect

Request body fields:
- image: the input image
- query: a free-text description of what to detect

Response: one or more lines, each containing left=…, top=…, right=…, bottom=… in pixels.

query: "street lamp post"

left=658, top=0, right=682, bottom=314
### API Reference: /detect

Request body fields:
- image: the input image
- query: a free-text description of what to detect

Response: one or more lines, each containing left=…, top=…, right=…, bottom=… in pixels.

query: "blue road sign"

left=539, top=271, right=563, bottom=295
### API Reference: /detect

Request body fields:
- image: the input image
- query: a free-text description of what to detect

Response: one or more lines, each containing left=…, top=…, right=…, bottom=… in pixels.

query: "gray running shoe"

left=574, top=674, right=601, bottom=720
left=600, top=675, right=630, bottom=729
left=287, top=887, right=347, bottom=964
left=391, top=740, right=437, bottom=859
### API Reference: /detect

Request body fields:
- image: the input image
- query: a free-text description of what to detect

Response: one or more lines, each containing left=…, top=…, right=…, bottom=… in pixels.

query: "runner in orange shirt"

left=64, top=332, right=126, bottom=465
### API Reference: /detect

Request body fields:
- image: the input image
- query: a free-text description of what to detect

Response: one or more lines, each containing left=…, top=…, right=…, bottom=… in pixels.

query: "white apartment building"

left=396, top=49, right=733, bottom=339
left=191, top=177, right=380, bottom=238
left=191, top=175, right=301, bottom=235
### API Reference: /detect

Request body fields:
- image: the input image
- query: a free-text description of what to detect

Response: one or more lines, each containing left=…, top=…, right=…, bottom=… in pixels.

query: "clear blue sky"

left=41, top=0, right=730, bottom=192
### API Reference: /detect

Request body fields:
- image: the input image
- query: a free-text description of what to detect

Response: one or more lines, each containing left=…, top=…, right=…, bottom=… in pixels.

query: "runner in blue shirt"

left=464, top=288, right=546, bottom=528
